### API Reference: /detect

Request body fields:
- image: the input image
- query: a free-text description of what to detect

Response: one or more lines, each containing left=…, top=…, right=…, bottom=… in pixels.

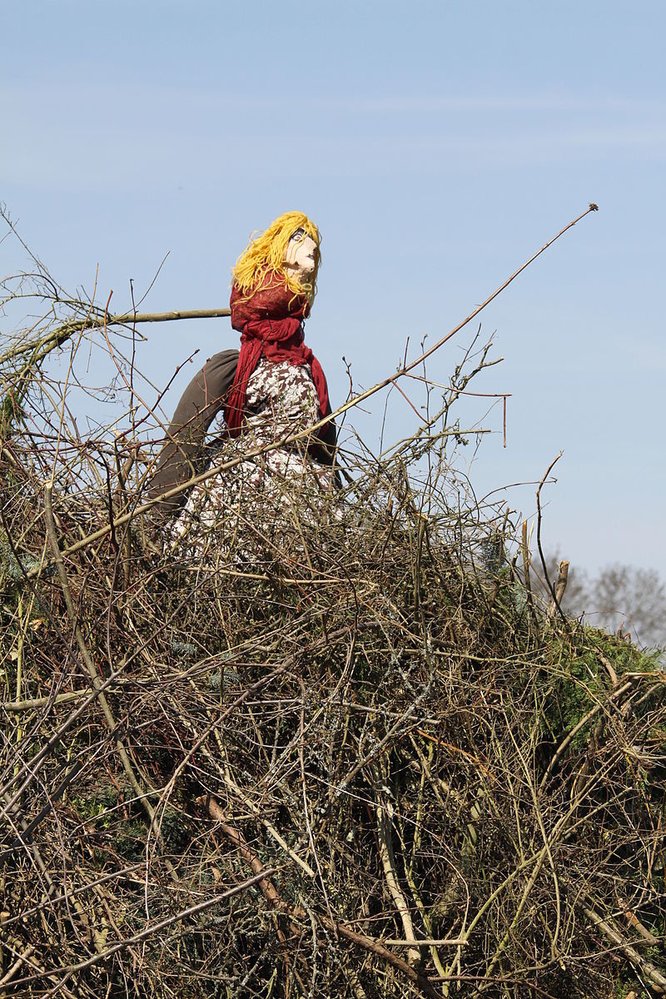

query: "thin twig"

left=11, top=870, right=275, bottom=993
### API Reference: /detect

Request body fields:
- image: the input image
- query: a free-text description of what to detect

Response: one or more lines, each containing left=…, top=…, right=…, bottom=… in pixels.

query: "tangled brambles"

left=1, top=249, right=664, bottom=998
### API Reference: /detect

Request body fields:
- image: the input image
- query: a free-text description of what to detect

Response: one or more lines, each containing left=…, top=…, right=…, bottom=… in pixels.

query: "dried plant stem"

left=11, top=869, right=274, bottom=995
left=376, top=791, right=421, bottom=965
left=0, top=943, right=35, bottom=990
left=547, top=559, right=570, bottom=618
left=0, top=308, right=231, bottom=367
left=43, top=481, right=156, bottom=823
left=205, top=796, right=443, bottom=999
left=521, top=519, right=535, bottom=617
left=382, top=938, right=466, bottom=947
left=3, top=689, right=91, bottom=713
left=221, top=769, right=316, bottom=878
left=583, top=906, right=666, bottom=994
left=325, top=205, right=599, bottom=430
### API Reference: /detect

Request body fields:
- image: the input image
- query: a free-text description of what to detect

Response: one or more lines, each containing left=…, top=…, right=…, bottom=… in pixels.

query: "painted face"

left=284, top=228, right=319, bottom=276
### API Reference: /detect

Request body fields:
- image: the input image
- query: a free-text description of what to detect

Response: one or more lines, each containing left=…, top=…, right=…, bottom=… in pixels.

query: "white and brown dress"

left=146, top=271, right=337, bottom=558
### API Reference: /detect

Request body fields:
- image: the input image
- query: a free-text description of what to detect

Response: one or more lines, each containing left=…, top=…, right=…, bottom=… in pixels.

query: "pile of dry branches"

left=1, top=232, right=664, bottom=999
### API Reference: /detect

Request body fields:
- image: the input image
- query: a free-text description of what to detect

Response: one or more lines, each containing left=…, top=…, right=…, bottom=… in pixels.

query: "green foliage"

left=542, top=626, right=663, bottom=745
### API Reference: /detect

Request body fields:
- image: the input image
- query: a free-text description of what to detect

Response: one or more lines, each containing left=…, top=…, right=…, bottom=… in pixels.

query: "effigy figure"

left=146, top=212, right=338, bottom=554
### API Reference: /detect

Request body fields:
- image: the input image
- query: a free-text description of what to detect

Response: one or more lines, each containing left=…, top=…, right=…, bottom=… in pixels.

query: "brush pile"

left=1, top=261, right=664, bottom=999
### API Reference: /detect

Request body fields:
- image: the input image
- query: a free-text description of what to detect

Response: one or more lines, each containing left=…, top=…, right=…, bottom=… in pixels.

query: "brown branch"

left=521, top=520, right=535, bottom=618
left=102, top=307, right=232, bottom=325
left=381, top=938, right=466, bottom=947
left=203, top=796, right=284, bottom=908
left=535, top=452, right=570, bottom=629
left=9, top=870, right=274, bottom=993
left=2, top=689, right=86, bottom=713
left=204, top=795, right=442, bottom=999
left=547, top=560, right=570, bottom=618
left=375, top=788, right=421, bottom=965
left=0, top=943, right=35, bottom=988
left=583, top=906, right=666, bottom=994
left=43, top=482, right=156, bottom=824
left=321, top=920, right=441, bottom=998
left=0, top=308, right=232, bottom=366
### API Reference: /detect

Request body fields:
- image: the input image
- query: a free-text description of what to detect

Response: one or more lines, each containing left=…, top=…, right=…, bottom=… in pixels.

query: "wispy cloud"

left=2, top=81, right=663, bottom=117
left=3, top=125, right=666, bottom=194
left=347, top=95, right=661, bottom=114
left=2, top=80, right=665, bottom=194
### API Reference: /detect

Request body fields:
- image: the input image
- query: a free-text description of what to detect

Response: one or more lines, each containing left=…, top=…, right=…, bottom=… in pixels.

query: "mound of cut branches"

left=1, top=242, right=664, bottom=999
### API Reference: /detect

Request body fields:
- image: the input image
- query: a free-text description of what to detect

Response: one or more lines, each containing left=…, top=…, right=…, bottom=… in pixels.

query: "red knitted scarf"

left=224, top=271, right=330, bottom=432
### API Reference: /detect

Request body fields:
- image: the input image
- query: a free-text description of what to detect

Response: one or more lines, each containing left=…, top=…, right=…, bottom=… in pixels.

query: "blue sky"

left=2, top=0, right=665, bottom=573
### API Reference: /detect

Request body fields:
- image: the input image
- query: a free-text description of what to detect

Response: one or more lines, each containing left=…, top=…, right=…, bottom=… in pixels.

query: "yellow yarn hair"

left=232, top=211, right=321, bottom=301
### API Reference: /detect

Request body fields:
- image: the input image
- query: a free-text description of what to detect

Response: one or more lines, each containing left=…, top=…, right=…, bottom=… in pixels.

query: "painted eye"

left=291, top=228, right=305, bottom=242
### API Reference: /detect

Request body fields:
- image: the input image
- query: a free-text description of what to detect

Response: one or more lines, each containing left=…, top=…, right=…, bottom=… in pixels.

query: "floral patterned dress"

left=170, top=357, right=336, bottom=555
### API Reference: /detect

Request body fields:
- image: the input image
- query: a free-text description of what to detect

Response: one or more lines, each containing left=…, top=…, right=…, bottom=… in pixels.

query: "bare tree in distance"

left=538, top=551, right=666, bottom=649
left=589, top=563, right=666, bottom=647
